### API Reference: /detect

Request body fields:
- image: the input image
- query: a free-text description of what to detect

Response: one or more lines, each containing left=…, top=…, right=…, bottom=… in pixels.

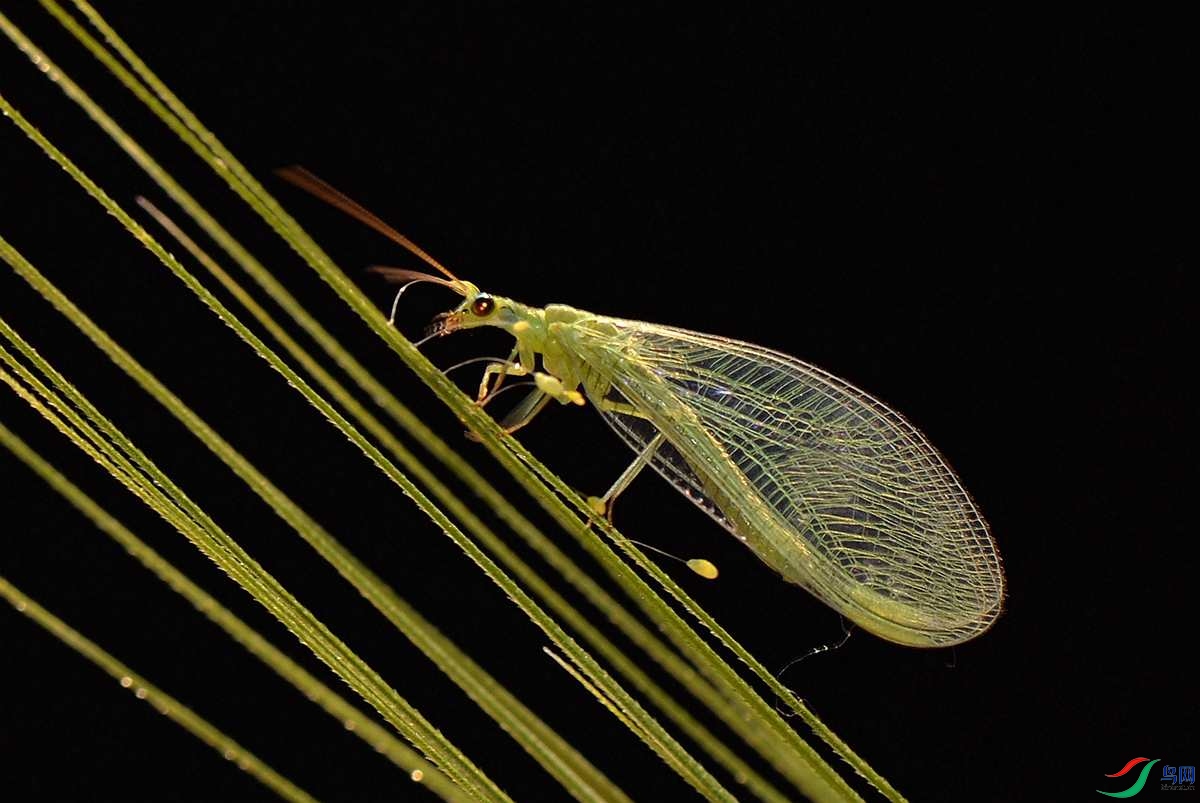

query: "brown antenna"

left=276, top=166, right=459, bottom=282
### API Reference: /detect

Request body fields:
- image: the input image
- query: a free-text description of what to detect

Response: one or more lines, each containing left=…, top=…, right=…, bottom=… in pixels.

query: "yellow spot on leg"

left=534, top=373, right=585, bottom=404
left=534, top=373, right=564, bottom=395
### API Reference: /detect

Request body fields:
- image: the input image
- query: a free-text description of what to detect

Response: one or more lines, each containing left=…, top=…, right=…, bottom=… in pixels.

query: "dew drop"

left=119, top=676, right=133, bottom=688
left=411, top=769, right=424, bottom=783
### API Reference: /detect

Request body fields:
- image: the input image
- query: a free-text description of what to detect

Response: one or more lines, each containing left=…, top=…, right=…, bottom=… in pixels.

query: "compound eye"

left=471, top=295, right=495, bottom=316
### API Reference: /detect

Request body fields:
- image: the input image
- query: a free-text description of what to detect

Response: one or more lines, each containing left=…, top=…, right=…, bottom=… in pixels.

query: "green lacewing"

left=281, top=167, right=1005, bottom=647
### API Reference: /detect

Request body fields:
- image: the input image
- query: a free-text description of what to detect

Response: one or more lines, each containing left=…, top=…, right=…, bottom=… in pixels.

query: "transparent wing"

left=567, top=317, right=1005, bottom=646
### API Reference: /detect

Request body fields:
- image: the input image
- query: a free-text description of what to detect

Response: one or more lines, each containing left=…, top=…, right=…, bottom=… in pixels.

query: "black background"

left=0, top=4, right=1191, bottom=802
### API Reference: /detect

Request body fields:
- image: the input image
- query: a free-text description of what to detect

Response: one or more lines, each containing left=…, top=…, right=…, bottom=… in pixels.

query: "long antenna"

left=275, top=166, right=459, bottom=282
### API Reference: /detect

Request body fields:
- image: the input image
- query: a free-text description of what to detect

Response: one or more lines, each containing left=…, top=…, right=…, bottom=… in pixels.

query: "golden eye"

left=471, top=295, right=495, bottom=316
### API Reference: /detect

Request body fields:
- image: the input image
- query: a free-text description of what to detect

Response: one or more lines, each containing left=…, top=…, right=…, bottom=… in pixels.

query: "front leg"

left=477, top=345, right=527, bottom=403
left=468, top=371, right=582, bottom=442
